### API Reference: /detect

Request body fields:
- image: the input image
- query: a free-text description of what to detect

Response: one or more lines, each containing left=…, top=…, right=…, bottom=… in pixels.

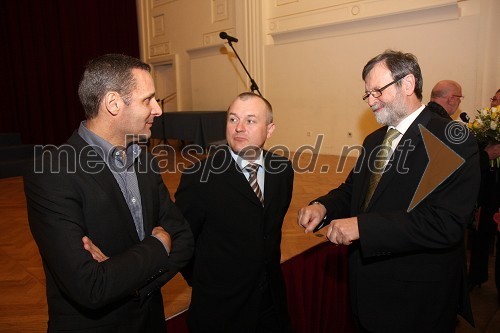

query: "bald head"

left=430, top=80, right=463, bottom=116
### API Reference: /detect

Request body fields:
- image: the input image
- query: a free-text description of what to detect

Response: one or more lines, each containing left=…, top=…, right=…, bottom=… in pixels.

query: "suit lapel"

left=136, top=152, right=153, bottom=236
left=364, top=109, right=431, bottom=210
left=357, top=128, right=386, bottom=212
left=263, top=152, right=279, bottom=211
left=68, top=133, right=140, bottom=241
left=215, top=146, right=263, bottom=207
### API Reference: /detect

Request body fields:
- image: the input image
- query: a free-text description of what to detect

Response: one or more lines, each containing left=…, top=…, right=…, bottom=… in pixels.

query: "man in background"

left=468, top=88, right=500, bottom=304
left=491, top=89, right=500, bottom=108
left=298, top=50, right=479, bottom=332
left=24, top=54, right=193, bottom=332
left=427, top=79, right=463, bottom=119
left=175, top=92, right=294, bottom=333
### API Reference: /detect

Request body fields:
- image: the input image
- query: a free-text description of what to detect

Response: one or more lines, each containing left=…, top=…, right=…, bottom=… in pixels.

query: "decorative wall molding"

left=276, top=0, right=299, bottom=5
left=266, top=0, right=460, bottom=44
left=152, top=14, right=166, bottom=38
left=186, top=43, right=226, bottom=59
left=147, top=8, right=168, bottom=53
left=212, top=0, right=229, bottom=23
left=149, top=42, right=171, bottom=57
left=202, top=29, right=236, bottom=47
left=151, top=0, right=177, bottom=9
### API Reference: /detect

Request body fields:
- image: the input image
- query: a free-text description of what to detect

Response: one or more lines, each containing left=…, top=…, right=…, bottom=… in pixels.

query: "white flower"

left=491, top=122, right=498, bottom=130
left=481, top=108, right=489, bottom=116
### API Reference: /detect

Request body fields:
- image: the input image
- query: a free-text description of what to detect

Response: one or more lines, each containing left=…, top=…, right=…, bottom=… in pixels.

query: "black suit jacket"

left=175, top=145, right=294, bottom=333
left=24, top=132, right=194, bottom=332
left=427, top=101, right=452, bottom=120
left=314, top=108, right=480, bottom=332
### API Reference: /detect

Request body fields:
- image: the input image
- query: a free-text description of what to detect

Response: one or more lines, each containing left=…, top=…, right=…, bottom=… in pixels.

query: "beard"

left=372, top=93, right=408, bottom=126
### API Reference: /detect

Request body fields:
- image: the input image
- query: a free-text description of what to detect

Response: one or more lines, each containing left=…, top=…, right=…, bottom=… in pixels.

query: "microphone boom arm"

left=225, top=40, right=262, bottom=96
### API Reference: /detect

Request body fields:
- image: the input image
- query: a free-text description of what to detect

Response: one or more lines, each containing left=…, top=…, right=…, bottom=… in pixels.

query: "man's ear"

left=104, top=92, right=120, bottom=116
left=446, top=95, right=454, bottom=106
left=402, top=74, right=416, bottom=96
left=266, top=122, right=276, bottom=139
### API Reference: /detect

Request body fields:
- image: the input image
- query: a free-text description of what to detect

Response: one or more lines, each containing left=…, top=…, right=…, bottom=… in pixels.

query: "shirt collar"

left=77, top=121, right=141, bottom=168
left=392, top=104, right=425, bottom=135
left=229, top=147, right=264, bottom=171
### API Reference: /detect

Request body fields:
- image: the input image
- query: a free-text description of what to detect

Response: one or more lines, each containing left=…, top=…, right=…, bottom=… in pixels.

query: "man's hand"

left=326, top=217, right=359, bottom=245
left=298, top=203, right=327, bottom=234
left=152, top=226, right=172, bottom=253
left=82, top=227, right=172, bottom=263
left=82, top=236, right=109, bottom=262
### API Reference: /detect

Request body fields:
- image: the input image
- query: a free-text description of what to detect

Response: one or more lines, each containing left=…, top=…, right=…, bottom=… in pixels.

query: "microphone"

left=460, top=112, right=470, bottom=122
left=219, top=31, right=238, bottom=43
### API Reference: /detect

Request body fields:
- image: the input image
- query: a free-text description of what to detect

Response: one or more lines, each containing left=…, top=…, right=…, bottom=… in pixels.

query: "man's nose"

left=152, top=99, right=162, bottom=116
left=235, top=122, right=245, bottom=132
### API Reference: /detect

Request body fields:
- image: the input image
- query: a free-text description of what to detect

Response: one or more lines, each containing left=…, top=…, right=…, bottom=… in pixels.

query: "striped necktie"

left=245, top=163, right=264, bottom=206
left=363, top=128, right=401, bottom=210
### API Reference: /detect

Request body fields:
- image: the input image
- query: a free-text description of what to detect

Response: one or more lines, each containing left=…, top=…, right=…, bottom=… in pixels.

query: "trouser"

left=468, top=204, right=500, bottom=291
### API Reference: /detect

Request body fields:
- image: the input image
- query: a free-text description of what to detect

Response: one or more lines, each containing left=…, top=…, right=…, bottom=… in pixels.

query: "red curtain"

left=1, top=0, right=140, bottom=145
left=282, top=242, right=355, bottom=333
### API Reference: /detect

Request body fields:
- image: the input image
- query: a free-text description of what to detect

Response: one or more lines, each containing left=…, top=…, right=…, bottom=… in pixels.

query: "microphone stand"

left=225, top=40, right=262, bottom=96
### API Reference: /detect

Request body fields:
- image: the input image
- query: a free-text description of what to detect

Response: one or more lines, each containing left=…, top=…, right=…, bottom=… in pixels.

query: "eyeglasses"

left=452, top=95, right=464, bottom=101
left=362, top=75, right=406, bottom=102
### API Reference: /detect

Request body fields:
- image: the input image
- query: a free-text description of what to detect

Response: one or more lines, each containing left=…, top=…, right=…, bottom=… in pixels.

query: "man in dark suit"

left=298, top=50, right=480, bottom=332
left=427, top=79, right=463, bottom=120
left=175, top=92, right=294, bottom=333
left=468, top=89, right=500, bottom=301
left=24, top=54, right=194, bottom=332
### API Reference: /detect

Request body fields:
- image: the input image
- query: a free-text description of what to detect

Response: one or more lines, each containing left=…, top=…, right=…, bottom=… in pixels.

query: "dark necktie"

left=245, top=163, right=264, bottom=206
left=363, top=128, right=401, bottom=210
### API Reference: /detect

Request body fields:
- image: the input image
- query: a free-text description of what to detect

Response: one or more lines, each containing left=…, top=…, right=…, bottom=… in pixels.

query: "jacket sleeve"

left=174, top=165, right=207, bottom=286
left=24, top=167, right=172, bottom=310
left=133, top=174, right=194, bottom=302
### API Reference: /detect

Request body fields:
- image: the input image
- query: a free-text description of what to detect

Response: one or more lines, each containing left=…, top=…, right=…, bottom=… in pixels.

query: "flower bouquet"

left=467, top=106, right=500, bottom=167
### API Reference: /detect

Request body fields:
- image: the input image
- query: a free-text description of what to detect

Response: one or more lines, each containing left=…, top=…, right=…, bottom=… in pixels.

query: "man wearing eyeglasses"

left=427, top=80, right=464, bottom=119
left=298, top=50, right=480, bottom=332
